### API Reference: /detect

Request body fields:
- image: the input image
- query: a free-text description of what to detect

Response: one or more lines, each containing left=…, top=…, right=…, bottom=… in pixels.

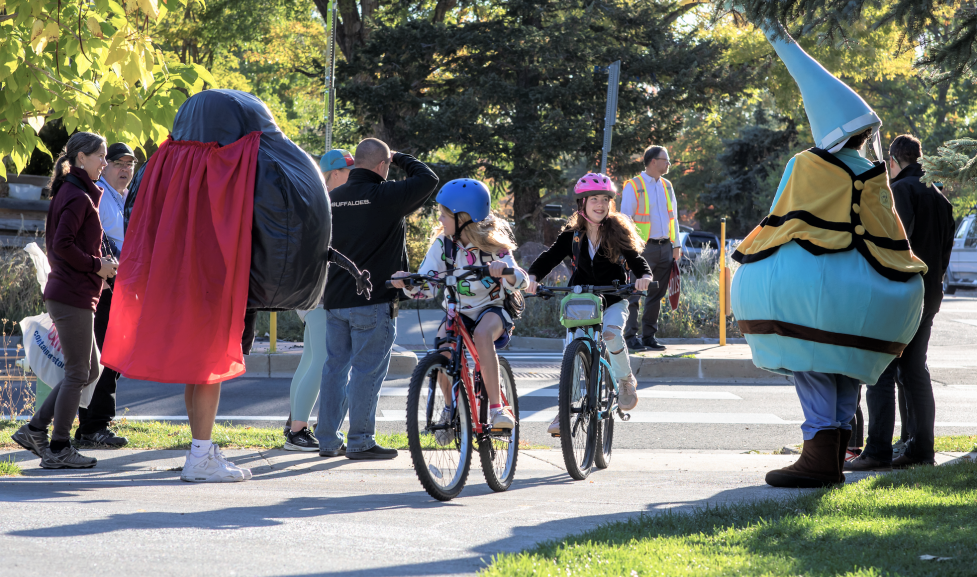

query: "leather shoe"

left=642, top=337, right=666, bottom=351
left=346, top=445, right=398, bottom=460
left=626, top=337, right=648, bottom=351
left=844, top=453, right=891, bottom=472
left=892, top=454, right=935, bottom=469
left=319, top=444, right=346, bottom=458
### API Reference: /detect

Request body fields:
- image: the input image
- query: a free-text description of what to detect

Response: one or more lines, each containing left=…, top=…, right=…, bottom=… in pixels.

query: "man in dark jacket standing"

left=847, top=134, right=955, bottom=471
left=316, top=138, right=438, bottom=460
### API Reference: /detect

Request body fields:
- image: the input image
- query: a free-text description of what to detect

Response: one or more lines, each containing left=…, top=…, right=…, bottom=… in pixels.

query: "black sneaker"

left=284, top=428, right=320, bottom=452
left=12, top=424, right=49, bottom=456
left=642, top=337, right=666, bottom=351
left=346, top=445, right=398, bottom=460
left=75, top=428, right=128, bottom=447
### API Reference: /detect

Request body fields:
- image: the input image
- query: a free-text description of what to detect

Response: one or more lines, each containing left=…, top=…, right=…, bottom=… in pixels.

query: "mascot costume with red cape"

left=102, top=90, right=370, bottom=481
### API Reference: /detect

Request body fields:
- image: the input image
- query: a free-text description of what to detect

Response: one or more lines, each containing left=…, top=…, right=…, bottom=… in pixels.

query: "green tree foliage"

left=0, top=0, right=212, bottom=179
left=696, top=108, right=798, bottom=236
left=338, top=0, right=754, bottom=242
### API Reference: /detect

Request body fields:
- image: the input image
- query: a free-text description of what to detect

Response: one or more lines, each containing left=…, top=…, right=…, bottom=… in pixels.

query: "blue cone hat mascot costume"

left=730, top=20, right=927, bottom=488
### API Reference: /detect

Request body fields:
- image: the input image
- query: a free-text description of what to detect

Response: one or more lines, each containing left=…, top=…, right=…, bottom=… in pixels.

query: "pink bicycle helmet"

left=573, top=172, right=617, bottom=199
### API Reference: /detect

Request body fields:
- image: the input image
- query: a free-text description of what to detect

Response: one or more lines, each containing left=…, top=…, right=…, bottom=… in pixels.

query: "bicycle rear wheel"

left=406, top=353, right=473, bottom=501
left=594, top=356, right=615, bottom=470
left=559, top=339, right=596, bottom=480
left=479, top=356, right=519, bottom=492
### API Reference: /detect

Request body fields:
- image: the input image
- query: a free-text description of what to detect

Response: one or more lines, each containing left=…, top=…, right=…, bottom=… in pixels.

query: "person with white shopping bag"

left=12, top=132, right=119, bottom=469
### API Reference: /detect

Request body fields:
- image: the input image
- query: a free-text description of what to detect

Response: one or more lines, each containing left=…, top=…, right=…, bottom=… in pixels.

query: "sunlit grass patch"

left=0, top=455, right=21, bottom=476
left=482, top=460, right=977, bottom=576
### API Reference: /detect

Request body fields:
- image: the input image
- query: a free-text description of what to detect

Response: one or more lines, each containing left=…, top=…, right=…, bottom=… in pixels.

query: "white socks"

left=190, top=438, right=213, bottom=460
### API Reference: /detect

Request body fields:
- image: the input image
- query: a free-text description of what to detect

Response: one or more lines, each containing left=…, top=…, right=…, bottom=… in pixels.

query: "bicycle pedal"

left=616, top=410, right=631, bottom=422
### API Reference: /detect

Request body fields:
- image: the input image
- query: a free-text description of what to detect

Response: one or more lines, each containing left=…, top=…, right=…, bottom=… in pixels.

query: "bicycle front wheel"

left=479, top=356, right=519, bottom=492
left=406, top=353, right=473, bottom=501
left=559, top=339, right=596, bottom=480
left=594, top=356, right=615, bottom=470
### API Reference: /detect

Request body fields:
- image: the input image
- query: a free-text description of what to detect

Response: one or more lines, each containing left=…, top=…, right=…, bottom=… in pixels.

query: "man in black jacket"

left=847, top=134, right=955, bottom=471
left=316, top=138, right=438, bottom=460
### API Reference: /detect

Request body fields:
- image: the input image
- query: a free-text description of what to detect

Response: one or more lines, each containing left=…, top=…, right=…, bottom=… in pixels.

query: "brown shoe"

left=844, top=453, right=892, bottom=471
left=892, top=454, right=935, bottom=469
left=838, top=428, right=852, bottom=478
left=765, top=429, right=843, bottom=488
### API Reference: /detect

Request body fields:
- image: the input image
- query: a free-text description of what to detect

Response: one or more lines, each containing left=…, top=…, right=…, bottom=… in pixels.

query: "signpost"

left=600, top=60, right=622, bottom=175
left=323, top=0, right=339, bottom=151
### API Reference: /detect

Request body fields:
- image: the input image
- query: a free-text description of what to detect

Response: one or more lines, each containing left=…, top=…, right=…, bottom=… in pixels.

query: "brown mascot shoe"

left=837, top=428, right=852, bottom=484
left=765, top=429, right=843, bottom=488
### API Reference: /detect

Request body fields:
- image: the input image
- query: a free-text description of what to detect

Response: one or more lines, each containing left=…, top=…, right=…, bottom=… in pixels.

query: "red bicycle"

left=386, top=265, right=519, bottom=501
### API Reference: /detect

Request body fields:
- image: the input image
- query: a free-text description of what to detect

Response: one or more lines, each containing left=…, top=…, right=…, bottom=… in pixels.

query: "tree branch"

left=25, top=62, right=97, bottom=99
left=0, top=12, right=18, bottom=24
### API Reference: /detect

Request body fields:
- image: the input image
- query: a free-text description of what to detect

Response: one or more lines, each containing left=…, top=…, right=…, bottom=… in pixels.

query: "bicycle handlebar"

left=527, top=282, right=654, bottom=299
left=385, top=265, right=516, bottom=289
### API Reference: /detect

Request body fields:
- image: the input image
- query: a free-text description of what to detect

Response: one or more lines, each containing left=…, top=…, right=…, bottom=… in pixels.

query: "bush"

left=0, top=251, right=45, bottom=336
left=253, top=310, right=305, bottom=342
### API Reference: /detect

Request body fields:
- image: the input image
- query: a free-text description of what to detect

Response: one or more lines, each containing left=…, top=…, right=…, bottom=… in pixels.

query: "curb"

left=630, top=355, right=786, bottom=382
left=243, top=345, right=418, bottom=379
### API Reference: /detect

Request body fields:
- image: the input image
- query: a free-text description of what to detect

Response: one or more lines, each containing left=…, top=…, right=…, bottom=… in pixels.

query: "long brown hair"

left=49, top=131, right=106, bottom=196
left=432, top=205, right=517, bottom=255
left=563, top=198, right=645, bottom=262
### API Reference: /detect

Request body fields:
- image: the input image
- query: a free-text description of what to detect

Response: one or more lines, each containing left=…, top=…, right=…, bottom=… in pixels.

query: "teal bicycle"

left=531, top=281, right=651, bottom=480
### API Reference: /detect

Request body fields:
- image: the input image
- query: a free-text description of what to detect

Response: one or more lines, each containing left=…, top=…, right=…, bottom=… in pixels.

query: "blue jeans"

left=316, top=303, right=396, bottom=452
left=794, top=371, right=860, bottom=441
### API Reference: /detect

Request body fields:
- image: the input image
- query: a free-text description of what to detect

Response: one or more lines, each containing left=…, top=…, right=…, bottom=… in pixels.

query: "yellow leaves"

left=136, top=0, right=160, bottom=20
left=104, top=33, right=127, bottom=67
left=29, top=20, right=60, bottom=55
left=87, top=17, right=103, bottom=39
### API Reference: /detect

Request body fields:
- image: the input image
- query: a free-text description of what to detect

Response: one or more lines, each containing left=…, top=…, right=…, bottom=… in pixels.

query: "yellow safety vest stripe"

left=627, top=176, right=677, bottom=243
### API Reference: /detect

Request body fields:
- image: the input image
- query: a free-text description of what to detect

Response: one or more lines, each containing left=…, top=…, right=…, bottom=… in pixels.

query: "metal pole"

left=270, top=312, right=278, bottom=354
left=323, top=0, right=338, bottom=151
left=600, top=60, right=621, bottom=175
left=719, top=218, right=727, bottom=346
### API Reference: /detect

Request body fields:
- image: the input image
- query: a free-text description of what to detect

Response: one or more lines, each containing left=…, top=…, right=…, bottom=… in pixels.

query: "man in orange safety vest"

left=619, top=145, right=681, bottom=351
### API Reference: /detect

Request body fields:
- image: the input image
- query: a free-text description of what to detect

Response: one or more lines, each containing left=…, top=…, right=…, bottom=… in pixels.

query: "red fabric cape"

left=102, top=133, right=260, bottom=384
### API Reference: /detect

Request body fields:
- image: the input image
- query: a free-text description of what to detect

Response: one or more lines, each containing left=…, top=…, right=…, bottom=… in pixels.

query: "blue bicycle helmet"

left=436, top=178, right=492, bottom=223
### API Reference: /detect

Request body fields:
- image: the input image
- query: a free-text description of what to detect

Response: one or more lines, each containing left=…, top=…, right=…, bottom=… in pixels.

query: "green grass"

left=0, top=419, right=550, bottom=450
left=934, top=435, right=977, bottom=453
left=0, top=455, right=21, bottom=476
left=482, top=460, right=977, bottom=576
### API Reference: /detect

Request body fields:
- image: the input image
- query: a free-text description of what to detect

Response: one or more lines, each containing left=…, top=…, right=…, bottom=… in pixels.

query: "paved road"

left=1, top=448, right=970, bottom=577
left=100, top=293, right=977, bottom=451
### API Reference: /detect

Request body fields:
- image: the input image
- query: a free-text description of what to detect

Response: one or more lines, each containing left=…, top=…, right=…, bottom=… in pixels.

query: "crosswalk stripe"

left=376, top=387, right=741, bottom=399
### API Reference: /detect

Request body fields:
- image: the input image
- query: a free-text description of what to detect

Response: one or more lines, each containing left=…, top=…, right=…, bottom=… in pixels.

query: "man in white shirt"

left=619, top=145, right=681, bottom=351
left=74, top=143, right=136, bottom=447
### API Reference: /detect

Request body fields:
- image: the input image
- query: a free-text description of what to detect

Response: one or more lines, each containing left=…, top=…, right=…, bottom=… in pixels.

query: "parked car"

left=945, top=211, right=977, bottom=294
left=678, top=230, right=720, bottom=271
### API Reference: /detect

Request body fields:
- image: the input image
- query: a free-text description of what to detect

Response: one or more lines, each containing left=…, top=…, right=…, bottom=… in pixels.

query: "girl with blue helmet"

left=391, top=178, right=529, bottom=430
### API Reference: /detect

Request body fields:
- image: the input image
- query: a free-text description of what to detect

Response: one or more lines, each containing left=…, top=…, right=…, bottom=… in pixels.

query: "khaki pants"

left=29, top=300, right=100, bottom=442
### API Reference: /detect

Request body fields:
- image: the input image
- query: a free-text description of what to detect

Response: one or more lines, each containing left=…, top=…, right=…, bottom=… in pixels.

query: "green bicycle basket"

left=559, top=292, right=603, bottom=328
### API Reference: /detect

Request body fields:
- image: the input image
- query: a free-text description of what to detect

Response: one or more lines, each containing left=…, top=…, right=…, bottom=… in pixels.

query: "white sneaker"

left=489, top=406, right=516, bottom=430
left=180, top=445, right=247, bottom=483
left=214, top=446, right=253, bottom=480
left=618, top=374, right=639, bottom=411
left=547, top=414, right=560, bottom=437
left=434, top=407, right=453, bottom=447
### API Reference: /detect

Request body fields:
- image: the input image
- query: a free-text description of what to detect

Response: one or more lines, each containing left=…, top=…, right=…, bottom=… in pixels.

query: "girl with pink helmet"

left=525, top=172, right=654, bottom=436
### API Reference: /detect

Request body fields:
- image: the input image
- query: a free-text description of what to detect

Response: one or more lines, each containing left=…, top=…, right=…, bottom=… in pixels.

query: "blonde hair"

left=564, top=198, right=646, bottom=262
left=434, top=205, right=517, bottom=255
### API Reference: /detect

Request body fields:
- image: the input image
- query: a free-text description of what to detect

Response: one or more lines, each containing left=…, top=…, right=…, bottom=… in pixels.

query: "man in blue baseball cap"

left=319, top=149, right=354, bottom=191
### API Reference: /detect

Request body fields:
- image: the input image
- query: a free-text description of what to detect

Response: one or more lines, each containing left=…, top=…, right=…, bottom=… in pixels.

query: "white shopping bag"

left=20, top=314, right=102, bottom=408
left=20, top=243, right=101, bottom=408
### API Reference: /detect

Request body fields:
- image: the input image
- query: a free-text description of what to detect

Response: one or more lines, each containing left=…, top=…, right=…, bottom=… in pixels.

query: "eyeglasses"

left=655, top=157, right=671, bottom=165
left=111, top=161, right=137, bottom=169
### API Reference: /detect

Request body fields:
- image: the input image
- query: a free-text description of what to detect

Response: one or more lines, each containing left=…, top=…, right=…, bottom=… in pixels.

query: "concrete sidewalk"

left=2, top=447, right=973, bottom=577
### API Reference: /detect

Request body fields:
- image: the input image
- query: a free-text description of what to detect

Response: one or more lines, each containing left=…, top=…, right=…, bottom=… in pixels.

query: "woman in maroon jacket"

left=12, top=132, right=119, bottom=469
